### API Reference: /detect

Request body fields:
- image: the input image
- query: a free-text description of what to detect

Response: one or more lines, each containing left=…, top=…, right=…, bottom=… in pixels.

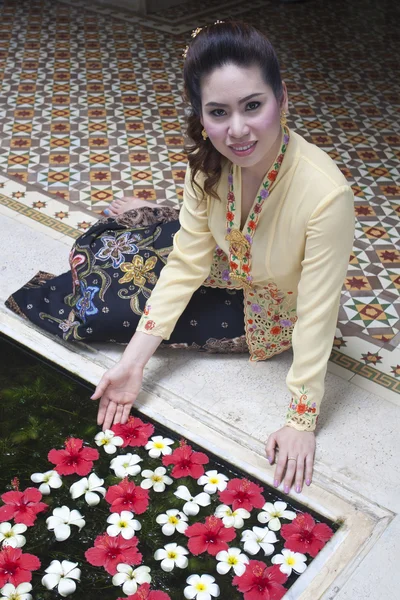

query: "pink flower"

left=162, top=442, right=209, bottom=479
left=105, top=478, right=149, bottom=514
left=219, top=478, right=265, bottom=512
left=85, top=533, right=142, bottom=575
left=0, top=487, right=47, bottom=526
left=119, top=582, right=171, bottom=600
left=0, top=546, right=40, bottom=587
left=281, top=513, right=334, bottom=557
left=48, top=437, right=99, bottom=476
left=112, top=417, right=154, bottom=447
left=185, top=515, right=236, bottom=556
left=233, top=561, right=288, bottom=600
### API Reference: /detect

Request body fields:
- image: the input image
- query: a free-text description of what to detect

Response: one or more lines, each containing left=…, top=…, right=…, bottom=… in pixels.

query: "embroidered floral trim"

left=285, top=386, right=318, bottom=431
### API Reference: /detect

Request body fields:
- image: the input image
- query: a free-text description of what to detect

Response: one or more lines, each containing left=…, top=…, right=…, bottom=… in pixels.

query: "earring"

left=201, top=128, right=208, bottom=140
left=280, top=110, right=287, bottom=127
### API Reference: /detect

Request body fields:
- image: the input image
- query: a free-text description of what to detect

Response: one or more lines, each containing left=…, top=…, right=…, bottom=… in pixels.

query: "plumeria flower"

left=140, top=468, right=173, bottom=493
left=257, top=501, right=297, bottom=531
left=107, top=511, right=141, bottom=539
left=112, top=564, right=151, bottom=596
left=145, top=436, right=174, bottom=458
left=174, top=485, right=211, bottom=516
left=214, top=504, right=250, bottom=528
left=197, top=470, right=229, bottom=494
left=156, top=509, right=188, bottom=536
left=42, top=560, right=81, bottom=597
left=0, top=522, right=27, bottom=548
left=184, top=574, right=220, bottom=600
left=30, top=470, right=62, bottom=495
left=241, top=526, right=278, bottom=556
left=46, top=506, right=85, bottom=541
left=94, top=429, right=124, bottom=454
left=69, top=473, right=106, bottom=506
left=271, top=549, right=307, bottom=575
left=110, top=453, right=142, bottom=478
left=216, top=547, right=249, bottom=576
left=0, top=583, right=32, bottom=600
left=154, top=543, right=189, bottom=572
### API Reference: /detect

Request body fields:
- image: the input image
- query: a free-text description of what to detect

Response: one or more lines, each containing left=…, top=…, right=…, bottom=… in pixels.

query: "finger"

left=91, top=375, right=110, bottom=401
left=283, top=459, right=297, bottom=493
left=273, top=452, right=288, bottom=488
left=102, top=400, right=118, bottom=432
left=96, top=392, right=110, bottom=426
left=305, top=452, right=315, bottom=486
left=113, top=404, right=124, bottom=425
left=265, top=433, right=277, bottom=465
left=121, top=404, right=132, bottom=424
left=294, top=455, right=306, bottom=493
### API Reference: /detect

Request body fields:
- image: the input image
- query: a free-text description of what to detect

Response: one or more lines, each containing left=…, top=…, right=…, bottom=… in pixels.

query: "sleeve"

left=285, top=185, right=355, bottom=432
left=136, top=166, right=217, bottom=339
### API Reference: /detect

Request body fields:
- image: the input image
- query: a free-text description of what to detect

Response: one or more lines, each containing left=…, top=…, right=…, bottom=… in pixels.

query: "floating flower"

left=0, top=547, right=40, bottom=588
left=280, top=513, right=334, bottom=557
left=0, top=488, right=47, bottom=527
left=184, top=574, right=220, bottom=600
left=219, top=478, right=265, bottom=512
left=145, top=436, right=174, bottom=458
left=162, top=443, right=208, bottom=479
left=197, top=470, right=229, bottom=494
left=154, top=543, right=189, bottom=572
left=156, top=509, right=188, bottom=536
left=41, top=560, right=81, bottom=597
left=94, top=429, right=124, bottom=454
left=257, top=501, right=296, bottom=531
left=105, top=478, right=150, bottom=515
left=0, top=523, right=27, bottom=549
left=112, top=417, right=154, bottom=448
left=271, top=549, right=307, bottom=575
left=107, top=511, right=141, bottom=539
left=174, top=486, right=211, bottom=516
left=112, top=564, right=151, bottom=596
left=69, top=473, right=106, bottom=506
left=30, top=470, right=62, bottom=495
left=141, top=468, right=173, bottom=493
left=214, top=504, right=250, bottom=529
left=232, top=561, right=288, bottom=600
left=85, top=533, right=142, bottom=575
left=110, top=453, right=142, bottom=478
left=46, top=506, right=85, bottom=542
left=119, top=582, right=171, bottom=599
left=241, top=527, right=278, bottom=556
left=216, top=547, right=249, bottom=577
left=0, top=582, right=32, bottom=600
left=48, top=438, right=99, bottom=476
left=185, top=515, right=236, bottom=557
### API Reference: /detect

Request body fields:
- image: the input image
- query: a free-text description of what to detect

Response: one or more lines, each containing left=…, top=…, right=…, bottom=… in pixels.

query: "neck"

left=241, top=127, right=283, bottom=181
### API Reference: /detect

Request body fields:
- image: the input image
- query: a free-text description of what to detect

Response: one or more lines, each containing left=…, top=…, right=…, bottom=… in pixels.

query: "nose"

left=228, top=113, right=250, bottom=140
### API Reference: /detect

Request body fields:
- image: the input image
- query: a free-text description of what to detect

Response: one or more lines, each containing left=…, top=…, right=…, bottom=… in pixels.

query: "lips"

left=229, top=141, right=257, bottom=157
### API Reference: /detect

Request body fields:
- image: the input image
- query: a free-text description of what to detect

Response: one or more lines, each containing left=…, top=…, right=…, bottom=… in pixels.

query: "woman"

left=6, top=22, right=354, bottom=494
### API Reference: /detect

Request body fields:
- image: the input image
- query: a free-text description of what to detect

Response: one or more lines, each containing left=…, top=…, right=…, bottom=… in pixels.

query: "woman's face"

left=200, top=63, right=288, bottom=175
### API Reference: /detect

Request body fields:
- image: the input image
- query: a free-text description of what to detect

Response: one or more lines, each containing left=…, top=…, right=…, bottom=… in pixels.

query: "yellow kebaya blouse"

left=136, top=128, right=355, bottom=432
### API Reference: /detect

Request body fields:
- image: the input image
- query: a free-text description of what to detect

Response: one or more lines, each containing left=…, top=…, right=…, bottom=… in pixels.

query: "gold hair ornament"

left=182, top=21, right=225, bottom=60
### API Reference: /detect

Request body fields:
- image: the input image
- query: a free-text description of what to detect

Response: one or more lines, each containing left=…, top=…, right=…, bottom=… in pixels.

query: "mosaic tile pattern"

left=0, top=0, right=399, bottom=392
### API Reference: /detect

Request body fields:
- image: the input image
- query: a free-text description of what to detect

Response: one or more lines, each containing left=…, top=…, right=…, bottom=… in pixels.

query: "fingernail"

left=267, top=455, right=273, bottom=464
left=306, top=479, right=311, bottom=486
left=103, top=208, right=110, bottom=215
left=296, top=485, right=301, bottom=493
left=273, top=479, right=279, bottom=488
left=284, top=485, right=290, bottom=494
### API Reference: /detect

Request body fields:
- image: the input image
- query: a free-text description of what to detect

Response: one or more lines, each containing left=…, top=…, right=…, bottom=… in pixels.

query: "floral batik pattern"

left=285, top=386, right=318, bottom=431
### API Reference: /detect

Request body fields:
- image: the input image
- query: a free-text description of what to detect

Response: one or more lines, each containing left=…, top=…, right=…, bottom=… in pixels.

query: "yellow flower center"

left=168, top=516, right=179, bottom=525
left=210, top=477, right=219, bottom=484
left=154, top=442, right=164, bottom=449
left=4, top=531, right=13, bottom=538
left=44, top=474, right=51, bottom=482
left=271, top=511, right=282, bottom=517
left=167, top=551, right=177, bottom=559
left=119, top=521, right=128, bottom=528
left=287, top=557, right=295, bottom=566
left=123, top=462, right=129, bottom=468
left=195, top=584, right=206, bottom=591
left=101, top=439, right=109, bottom=445
left=228, top=556, right=239, bottom=565
left=152, top=475, right=163, bottom=482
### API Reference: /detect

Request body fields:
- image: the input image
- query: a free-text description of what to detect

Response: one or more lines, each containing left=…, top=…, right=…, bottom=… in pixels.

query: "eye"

left=246, top=101, right=261, bottom=111
left=209, top=108, right=226, bottom=117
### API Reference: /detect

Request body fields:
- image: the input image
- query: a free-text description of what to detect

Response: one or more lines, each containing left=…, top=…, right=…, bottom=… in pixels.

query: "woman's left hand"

left=265, top=426, right=316, bottom=494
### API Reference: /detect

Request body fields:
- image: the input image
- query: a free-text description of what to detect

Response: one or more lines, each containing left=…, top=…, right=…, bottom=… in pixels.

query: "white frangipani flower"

left=94, top=429, right=124, bottom=454
left=154, top=543, right=189, bottom=572
left=272, top=549, right=307, bottom=575
left=0, top=582, right=32, bottom=600
left=0, top=522, right=27, bottom=548
left=140, top=467, right=173, bottom=492
left=42, top=560, right=81, bottom=597
left=30, top=470, right=62, bottom=495
left=215, top=547, right=249, bottom=576
left=174, top=485, right=211, bottom=516
left=107, top=511, right=141, bottom=539
left=46, top=506, right=85, bottom=541
left=145, top=435, right=174, bottom=458
left=110, top=453, right=142, bottom=478
left=214, top=504, right=250, bottom=529
left=156, top=509, right=188, bottom=536
left=197, top=470, right=229, bottom=494
left=112, top=564, right=151, bottom=596
left=241, top=526, right=278, bottom=556
left=69, top=473, right=106, bottom=506
left=257, top=501, right=297, bottom=531
left=184, top=574, right=220, bottom=600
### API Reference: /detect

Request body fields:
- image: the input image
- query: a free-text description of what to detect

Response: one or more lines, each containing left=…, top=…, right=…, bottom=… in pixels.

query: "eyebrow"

left=205, top=92, right=266, bottom=108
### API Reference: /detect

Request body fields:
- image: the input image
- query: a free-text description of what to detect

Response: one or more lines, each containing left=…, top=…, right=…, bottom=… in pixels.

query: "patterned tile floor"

left=0, top=0, right=399, bottom=396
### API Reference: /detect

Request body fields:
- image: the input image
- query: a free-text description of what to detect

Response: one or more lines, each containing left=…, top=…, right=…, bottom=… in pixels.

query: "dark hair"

left=183, top=21, right=284, bottom=200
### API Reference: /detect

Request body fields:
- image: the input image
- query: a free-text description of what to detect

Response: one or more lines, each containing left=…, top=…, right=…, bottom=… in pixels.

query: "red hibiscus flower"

left=105, top=478, right=149, bottom=514
left=226, top=211, right=234, bottom=221
left=0, top=546, right=41, bottom=587
left=85, top=533, right=142, bottom=575
left=281, top=513, right=334, bottom=557
left=120, top=582, right=171, bottom=600
left=48, top=438, right=99, bottom=476
left=0, top=487, right=47, bottom=526
left=162, top=442, right=208, bottom=479
left=233, top=561, right=288, bottom=600
left=185, top=515, right=236, bottom=556
left=219, top=478, right=265, bottom=512
left=112, top=416, right=154, bottom=447
left=267, top=170, right=278, bottom=182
